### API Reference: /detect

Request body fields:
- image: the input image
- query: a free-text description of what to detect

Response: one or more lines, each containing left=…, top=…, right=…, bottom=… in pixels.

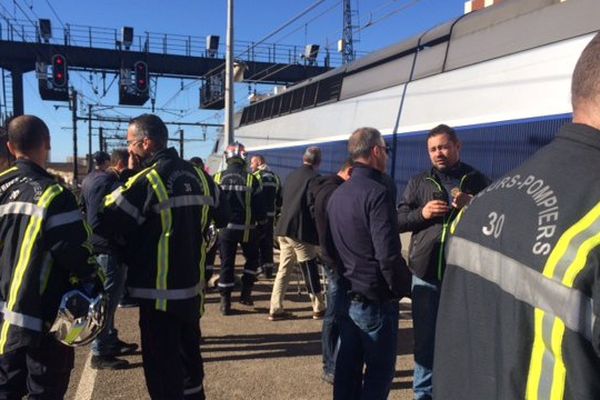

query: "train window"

left=303, top=83, right=318, bottom=109
left=280, top=92, right=292, bottom=114
left=291, top=88, right=303, bottom=112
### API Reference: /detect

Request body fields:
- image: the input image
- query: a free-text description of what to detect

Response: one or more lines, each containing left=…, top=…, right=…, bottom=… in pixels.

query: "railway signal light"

left=134, top=61, right=148, bottom=92
left=52, top=54, right=67, bottom=87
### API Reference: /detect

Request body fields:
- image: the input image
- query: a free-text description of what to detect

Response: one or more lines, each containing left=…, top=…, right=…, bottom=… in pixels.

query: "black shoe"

left=220, top=294, right=232, bottom=316
left=239, top=290, right=254, bottom=306
left=118, top=297, right=139, bottom=308
left=91, top=355, right=129, bottom=370
left=321, top=372, right=334, bottom=385
left=105, top=340, right=138, bottom=356
left=239, top=285, right=254, bottom=306
left=264, top=267, right=273, bottom=279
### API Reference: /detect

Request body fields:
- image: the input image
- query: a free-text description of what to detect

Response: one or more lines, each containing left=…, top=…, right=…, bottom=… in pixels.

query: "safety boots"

left=220, top=292, right=232, bottom=316
left=239, top=284, right=254, bottom=306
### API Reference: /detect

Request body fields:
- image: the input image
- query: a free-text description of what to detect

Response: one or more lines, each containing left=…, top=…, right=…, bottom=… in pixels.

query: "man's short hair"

left=93, top=151, right=110, bottom=166
left=111, top=148, right=129, bottom=166
left=129, top=114, right=168, bottom=148
left=427, top=124, right=458, bottom=143
left=252, top=154, right=265, bottom=164
left=348, top=127, right=382, bottom=160
left=303, top=146, right=321, bottom=166
left=572, top=32, right=600, bottom=110
left=7, top=115, right=49, bottom=153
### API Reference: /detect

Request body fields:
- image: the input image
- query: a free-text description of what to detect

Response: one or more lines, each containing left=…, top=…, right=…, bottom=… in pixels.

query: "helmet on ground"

left=50, top=282, right=107, bottom=347
left=205, top=223, right=218, bottom=253
left=224, top=142, right=247, bottom=161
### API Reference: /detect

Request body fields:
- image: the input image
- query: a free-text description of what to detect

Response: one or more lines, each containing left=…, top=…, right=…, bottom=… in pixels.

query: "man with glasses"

left=397, top=124, right=488, bottom=400
left=326, top=127, right=410, bottom=399
left=99, top=114, right=224, bottom=399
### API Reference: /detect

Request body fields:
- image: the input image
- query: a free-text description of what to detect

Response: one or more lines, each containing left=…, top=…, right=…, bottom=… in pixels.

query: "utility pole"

left=98, top=126, right=104, bottom=152
left=87, top=104, right=93, bottom=173
left=342, top=0, right=355, bottom=64
left=179, top=129, right=184, bottom=158
left=71, top=89, right=78, bottom=186
left=225, top=0, right=235, bottom=145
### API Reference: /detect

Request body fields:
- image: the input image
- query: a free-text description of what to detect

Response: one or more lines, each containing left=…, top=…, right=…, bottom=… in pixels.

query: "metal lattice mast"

left=342, top=0, right=355, bottom=64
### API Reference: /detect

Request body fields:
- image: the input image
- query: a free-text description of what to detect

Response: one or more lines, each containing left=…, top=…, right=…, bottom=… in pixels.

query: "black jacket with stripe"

left=0, top=160, right=97, bottom=353
left=100, top=147, right=223, bottom=322
left=434, top=123, right=600, bottom=400
left=214, top=160, right=265, bottom=241
left=397, top=162, right=489, bottom=281
left=253, top=167, right=281, bottom=218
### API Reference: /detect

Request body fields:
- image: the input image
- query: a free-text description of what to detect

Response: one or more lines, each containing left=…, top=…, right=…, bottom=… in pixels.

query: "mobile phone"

left=432, top=191, right=446, bottom=202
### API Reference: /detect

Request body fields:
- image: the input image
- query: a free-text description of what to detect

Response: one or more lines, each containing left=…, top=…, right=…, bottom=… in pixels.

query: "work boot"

left=220, top=292, right=232, bottom=316
left=264, top=265, right=274, bottom=279
left=91, top=355, right=129, bottom=370
left=239, top=285, right=254, bottom=306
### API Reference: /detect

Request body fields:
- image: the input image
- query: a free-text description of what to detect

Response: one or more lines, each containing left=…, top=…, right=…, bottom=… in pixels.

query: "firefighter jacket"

left=214, top=159, right=265, bottom=242
left=434, top=123, right=600, bottom=400
left=100, top=147, right=222, bottom=322
left=0, top=160, right=97, bottom=354
left=397, top=162, right=489, bottom=280
left=253, top=166, right=281, bottom=218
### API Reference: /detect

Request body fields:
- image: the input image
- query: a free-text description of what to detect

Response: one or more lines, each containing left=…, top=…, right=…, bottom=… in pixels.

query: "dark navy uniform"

left=0, top=160, right=98, bottom=399
left=214, top=158, right=265, bottom=313
left=101, top=147, right=221, bottom=400
left=253, top=168, right=281, bottom=279
left=434, top=123, right=600, bottom=399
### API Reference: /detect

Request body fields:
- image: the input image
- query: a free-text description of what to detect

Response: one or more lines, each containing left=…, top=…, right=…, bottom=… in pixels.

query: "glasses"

left=375, top=144, right=391, bottom=155
left=127, top=139, right=142, bottom=147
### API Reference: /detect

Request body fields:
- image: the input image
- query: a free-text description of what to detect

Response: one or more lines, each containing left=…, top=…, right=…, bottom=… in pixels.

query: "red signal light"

left=52, top=54, right=67, bottom=87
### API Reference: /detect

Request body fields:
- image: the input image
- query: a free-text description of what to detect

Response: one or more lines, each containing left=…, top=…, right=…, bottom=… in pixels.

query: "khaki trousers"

left=269, top=236, right=325, bottom=315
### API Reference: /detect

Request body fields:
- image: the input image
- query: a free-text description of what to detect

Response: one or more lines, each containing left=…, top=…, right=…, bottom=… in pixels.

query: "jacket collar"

left=557, top=123, right=600, bottom=151
left=15, top=159, right=53, bottom=179
left=351, top=162, right=384, bottom=181
left=143, top=147, right=179, bottom=168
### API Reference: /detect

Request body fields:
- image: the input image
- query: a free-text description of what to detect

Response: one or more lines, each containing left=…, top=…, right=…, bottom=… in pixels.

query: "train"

left=210, top=0, right=600, bottom=190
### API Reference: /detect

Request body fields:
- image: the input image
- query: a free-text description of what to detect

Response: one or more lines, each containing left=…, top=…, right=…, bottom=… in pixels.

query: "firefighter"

left=433, top=33, right=600, bottom=399
left=214, top=142, right=265, bottom=315
left=0, top=115, right=100, bottom=398
left=99, top=114, right=224, bottom=400
left=250, top=154, right=282, bottom=279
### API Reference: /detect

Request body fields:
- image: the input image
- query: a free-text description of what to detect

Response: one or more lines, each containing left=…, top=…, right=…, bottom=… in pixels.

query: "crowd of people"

left=0, top=31, right=599, bottom=400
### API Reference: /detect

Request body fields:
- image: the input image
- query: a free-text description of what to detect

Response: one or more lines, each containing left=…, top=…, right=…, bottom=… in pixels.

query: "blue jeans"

left=411, top=275, right=441, bottom=400
left=92, top=254, right=127, bottom=356
left=321, top=268, right=349, bottom=376
left=334, top=297, right=399, bottom=400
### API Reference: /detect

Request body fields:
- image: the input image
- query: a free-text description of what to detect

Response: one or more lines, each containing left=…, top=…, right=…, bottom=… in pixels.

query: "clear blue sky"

left=1, top=0, right=466, bottom=161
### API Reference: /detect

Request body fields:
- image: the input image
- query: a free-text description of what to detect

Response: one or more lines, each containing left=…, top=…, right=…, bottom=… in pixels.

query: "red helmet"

left=225, top=142, right=247, bottom=160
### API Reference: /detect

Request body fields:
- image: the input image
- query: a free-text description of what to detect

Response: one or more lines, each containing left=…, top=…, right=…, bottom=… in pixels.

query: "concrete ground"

left=65, top=263, right=415, bottom=399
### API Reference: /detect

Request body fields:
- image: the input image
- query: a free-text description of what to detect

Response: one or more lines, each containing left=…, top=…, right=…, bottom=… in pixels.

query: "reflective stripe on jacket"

left=434, top=123, right=600, bottom=400
left=0, top=160, right=97, bottom=354
left=101, top=147, right=219, bottom=320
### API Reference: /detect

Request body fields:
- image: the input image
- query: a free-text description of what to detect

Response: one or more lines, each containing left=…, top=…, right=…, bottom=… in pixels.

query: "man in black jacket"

left=397, top=124, right=488, bottom=400
left=0, top=115, right=100, bottom=399
left=434, top=32, right=600, bottom=400
left=250, top=154, right=281, bottom=279
left=100, top=114, right=224, bottom=400
left=269, top=146, right=325, bottom=321
left=213, top=143, right=265, bottom=315
left=80, top=151, right=138, bottom=370
left=309, top=159, right=352, bottom=384
left=327, top=127, right=410, bottom=400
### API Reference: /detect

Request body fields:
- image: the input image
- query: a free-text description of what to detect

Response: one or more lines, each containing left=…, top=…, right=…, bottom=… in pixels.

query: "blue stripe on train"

left=252, top=113, right=572, bottom=195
